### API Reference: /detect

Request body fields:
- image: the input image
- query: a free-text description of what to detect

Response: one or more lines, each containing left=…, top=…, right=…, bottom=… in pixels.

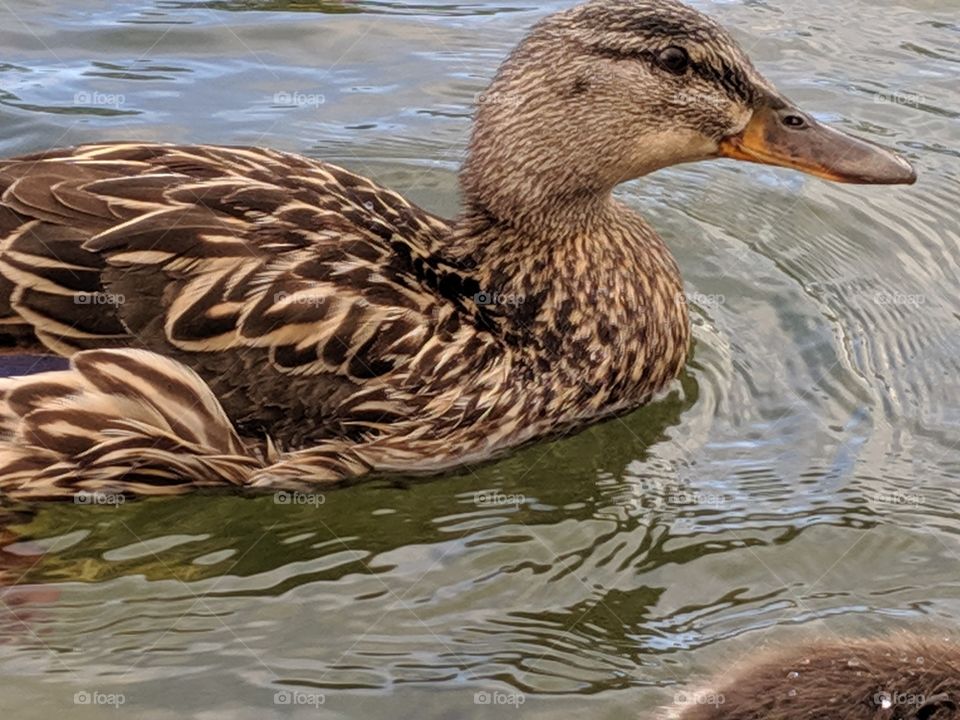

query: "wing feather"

left=0, top=143, right=463, bottom=443
left=0, top=349, right=261, bottom=499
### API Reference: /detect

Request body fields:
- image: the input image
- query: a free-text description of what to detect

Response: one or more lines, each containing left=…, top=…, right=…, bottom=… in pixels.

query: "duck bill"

left=719, top=104, right=917, bottom=185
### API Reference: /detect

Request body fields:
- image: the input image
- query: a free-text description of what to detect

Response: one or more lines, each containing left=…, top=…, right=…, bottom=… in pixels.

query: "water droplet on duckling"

left=787, top=671, right=799, bottom=679
left=788, top=689, right=797, bottom=697
left=917, top=656, right=925, bottom=664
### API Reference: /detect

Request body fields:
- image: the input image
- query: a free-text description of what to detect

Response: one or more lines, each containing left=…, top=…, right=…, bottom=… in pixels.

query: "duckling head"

left=461, top=0, right=916, bottom=228
left=671, top=636, right=960, bottom=719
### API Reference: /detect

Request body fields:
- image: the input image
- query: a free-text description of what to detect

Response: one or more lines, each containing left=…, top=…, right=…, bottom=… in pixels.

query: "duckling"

left=673, top=635, right=960, bottom=719
left=0, top=0, right=915, bottom=499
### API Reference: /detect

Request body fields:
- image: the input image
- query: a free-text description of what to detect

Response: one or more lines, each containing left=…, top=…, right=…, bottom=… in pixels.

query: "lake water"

left=0, top=0, right=957, bottom=718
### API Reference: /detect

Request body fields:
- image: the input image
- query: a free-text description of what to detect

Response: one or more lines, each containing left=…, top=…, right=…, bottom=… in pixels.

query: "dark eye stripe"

left=689, top=59, right=758, bottom=105
left=586, top=45, right=758, bottom=106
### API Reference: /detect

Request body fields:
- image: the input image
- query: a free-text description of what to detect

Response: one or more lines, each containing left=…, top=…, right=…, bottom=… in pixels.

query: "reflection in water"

left=159, top=0, right=532, bottom=17
left=2, top=372, right=695, bottom=589
left=0, top=0, right=957, bottom=717
left=162, top=0, right=368, bottom=13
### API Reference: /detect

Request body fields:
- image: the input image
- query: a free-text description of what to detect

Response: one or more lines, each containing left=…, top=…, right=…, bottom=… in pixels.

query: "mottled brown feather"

left=674, top=635, right=960, bottom=720
left=0, top=0, right=795, bottom=498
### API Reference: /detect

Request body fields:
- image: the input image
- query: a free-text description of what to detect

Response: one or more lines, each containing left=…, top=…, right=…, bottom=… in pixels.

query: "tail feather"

left=0, top=349, right=263, bottom=500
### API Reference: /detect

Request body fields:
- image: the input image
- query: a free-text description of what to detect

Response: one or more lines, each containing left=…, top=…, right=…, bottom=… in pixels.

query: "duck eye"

left=657, top=46, right=690, bottom=75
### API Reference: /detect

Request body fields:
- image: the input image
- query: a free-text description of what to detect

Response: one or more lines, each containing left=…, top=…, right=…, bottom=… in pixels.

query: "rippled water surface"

left=0, top=0, right=957, bottom=717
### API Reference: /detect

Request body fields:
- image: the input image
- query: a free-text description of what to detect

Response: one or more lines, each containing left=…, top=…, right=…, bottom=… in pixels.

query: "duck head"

left=461, top=0, right=916, bottom=226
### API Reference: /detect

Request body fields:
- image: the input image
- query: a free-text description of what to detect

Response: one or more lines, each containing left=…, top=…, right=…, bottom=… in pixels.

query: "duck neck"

left=440, top=190, right=690, bottom=411
left=443, top=190, right=617, bottom=289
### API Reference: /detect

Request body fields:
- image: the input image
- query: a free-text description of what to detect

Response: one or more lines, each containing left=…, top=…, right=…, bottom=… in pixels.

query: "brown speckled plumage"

left=0, top=0, right=915, bottom=499
left=674, top=635, right=960, bottom=719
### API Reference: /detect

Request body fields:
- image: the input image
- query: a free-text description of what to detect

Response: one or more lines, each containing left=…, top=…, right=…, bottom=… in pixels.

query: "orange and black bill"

left=719, top=102, right=917, bottom=185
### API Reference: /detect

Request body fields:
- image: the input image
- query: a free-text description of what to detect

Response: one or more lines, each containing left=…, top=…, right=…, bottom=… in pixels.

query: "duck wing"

left=0, top=143, right=463, bottom=443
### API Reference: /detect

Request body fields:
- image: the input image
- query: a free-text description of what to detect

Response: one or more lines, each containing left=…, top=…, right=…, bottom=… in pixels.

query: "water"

left=0, top=0, right=957, bottom=717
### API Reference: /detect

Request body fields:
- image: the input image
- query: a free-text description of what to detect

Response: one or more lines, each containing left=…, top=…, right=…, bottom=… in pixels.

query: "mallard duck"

left=0, top=0, right=915, bottom=500
left=672, top=635, right=959, bottom=719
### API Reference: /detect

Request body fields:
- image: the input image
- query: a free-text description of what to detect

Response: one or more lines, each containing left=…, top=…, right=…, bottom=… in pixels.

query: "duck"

left=0, top=0, right=915, bottom=500
left=671, top=635, right=960, bottom=719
